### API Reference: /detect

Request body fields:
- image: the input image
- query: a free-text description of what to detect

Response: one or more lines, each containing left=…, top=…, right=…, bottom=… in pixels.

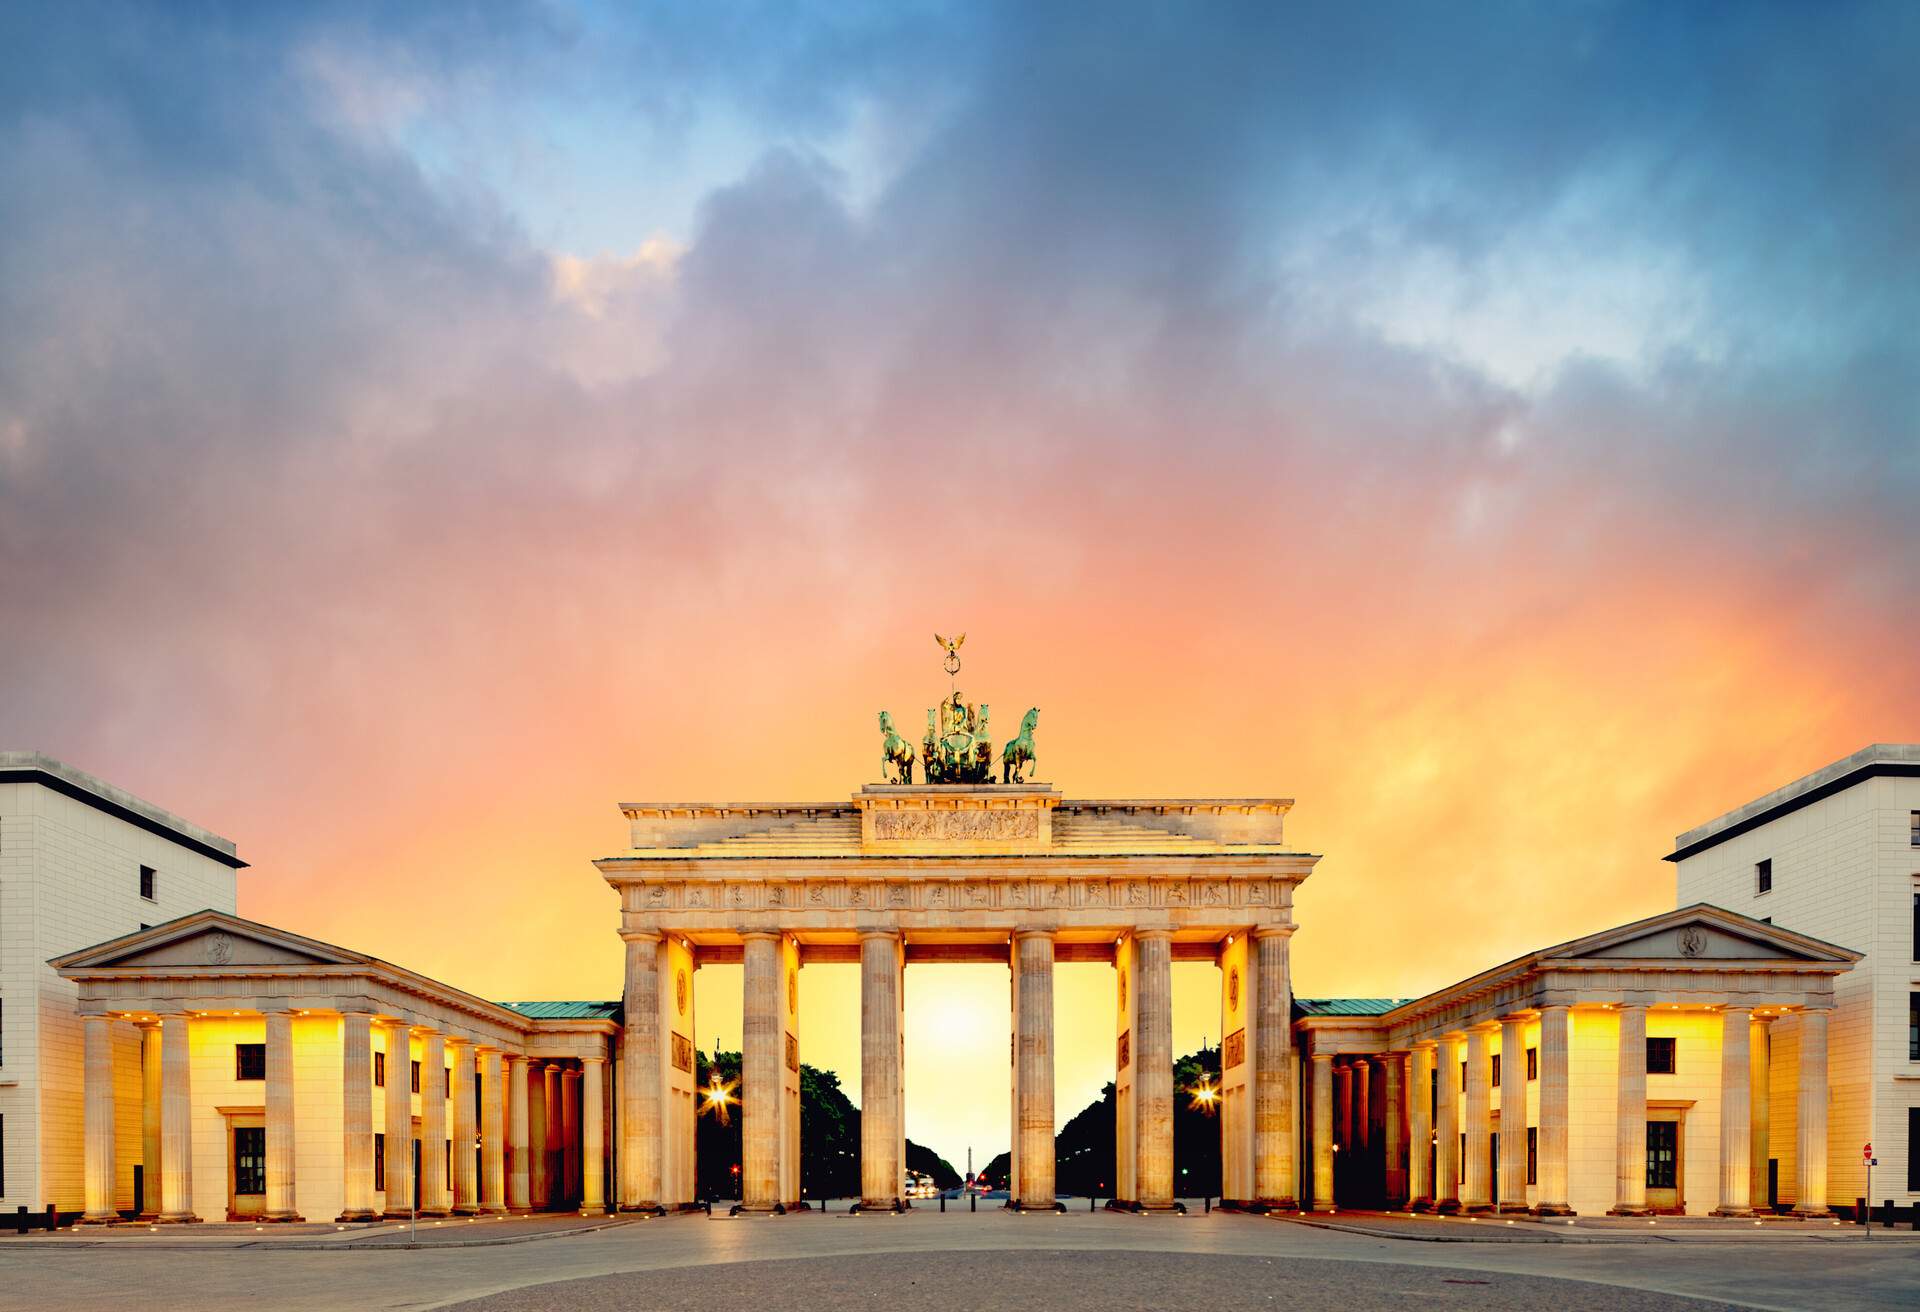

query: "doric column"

left=418, top=1031, right=450, bottom=1215
left=1712, top=1008, right=1753, bottom=1216
left=383, top=1022, right=414, bottom=1217
left=139, top=1022, right=162, bottom=1218
left=1310, top=1053, right=1334, bottom=1209
left=1461, top=1026, right=1492, bottom=1211
left=581, top=1057, right=607, bottom=1212
left=1133, top=928, right=1175, bottom=1209
left=480, top=1049, right=507, bottom=1214
left=1609, top=1004, right=1650, bottom=1216
left=529, top=1061, right=551, bottom=1209
left=82, top=1014, right=117, bottom=1223
left=1013, top=929, right=1057, bottom=1209
left=1408, top=1044, right=1434, bottom=1209
left=620, top=930, right=664, bottom=1210
left=1792, top=1009, right=1831, bottom=1216
left=264, top=1010, right=302, bottom=1220
left=1497, top=1016, right=1528, bottom=1213
left=741, top=930, right=783, bottom=1211
left=1252, top=928, right=1294, bottom=1208
left=859, top=930, right=904, bottom=1209
left=450, top=1040, right=477, bottom=1214
left=506, top=1055, right=531, bottom=1210
left=1354, top=1058, right=1371, bottom=1155
left=1749, top=1016, right=1771, bottom=1209
left=1382, top=1053, right=1406, bottom=1205
left=1335, top=1063, right=1353, bottom=1152
left=157, top=1013, right=197, bottom=1223
left=1533, top=1005, right=1572, bottom=1215
left=561, top=1068, right=581, bottom=1204
left=339, top=1012, right=379, bottom=1220
left=1433, top=1035, right=1460, bottom=1213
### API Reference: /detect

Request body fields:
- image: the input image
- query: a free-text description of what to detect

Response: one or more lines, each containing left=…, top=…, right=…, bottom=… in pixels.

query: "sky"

left=3, top=1, right=1916, bottom=1174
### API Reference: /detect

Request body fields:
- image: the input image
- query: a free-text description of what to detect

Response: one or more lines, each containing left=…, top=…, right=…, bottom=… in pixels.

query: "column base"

left=477, top=1205, right=509, bottom=1216
left=1460, top=1202, right=1495, bottom=1214
left=1103, top=1199, right=1186, bottom=1214
left=154, top=1213, right=202, bottom=1224
left=1607, top=1205, right=1653, bottom=1217
left=1004, top=1199, right=1067, bottom=1212
left=77, top=1213, right=121, bottom=1226
left=1709, top=1206, right=1754, bottom=1218
left=1531, top=1203, right=1575, bottom=1217
left=1433, top=1199, right=1462, bottom=1214
left=618, top=1202, right=668, bottom=1215
left=416, top=1207, right=453, bottom=1218
left=261, top=1211, right=305, bottom=1223
left=1408, top=1198, right=1435, bottom=1213
left=849, top=1199, right=906, bottom=1214
left=1493, top=1202, right=1531, bottom=1214
left=728, top=1202, right=788, bottom=1215
left=336, top=1209, right=382, bottom=1222
left=1791, top=1205, right=1834, bottom=1219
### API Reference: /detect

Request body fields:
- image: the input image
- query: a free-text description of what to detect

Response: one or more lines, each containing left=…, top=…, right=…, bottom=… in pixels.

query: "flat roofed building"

left=0, top=751, right=245, bottom=1215
left=1669, top=743, right=1920, bottom=1213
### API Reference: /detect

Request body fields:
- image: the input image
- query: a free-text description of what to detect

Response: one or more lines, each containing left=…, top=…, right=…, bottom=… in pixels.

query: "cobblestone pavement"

left=1, top=1206, right=1914, bottom=1311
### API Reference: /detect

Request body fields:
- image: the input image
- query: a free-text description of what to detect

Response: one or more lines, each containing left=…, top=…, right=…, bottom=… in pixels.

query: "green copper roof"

left=497, top=1000, right=622, bottom=1020
left=1294, top=997, right=1405, bottom=1017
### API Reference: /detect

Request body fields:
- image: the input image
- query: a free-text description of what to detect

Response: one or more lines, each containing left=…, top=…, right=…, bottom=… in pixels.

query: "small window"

left=1647, top=1036, right=1677, bottom=1075
left=233, top=1126, right=266, bottom=1195
left=374, top=1051, right=386, bottom=1087
left=410, top=1060, right=421, bottom=1094
left=445, top=1066, right=452, bottom=1098
left=1460, top=1060, right=1467, bottom=1091
left=139, top=923, right=151, bottom=932
left=1526, top=1047, right=1538, bottom=1081
left=1910, top=810, right=1920, bottom=846
left=374, top=1132, right=386, bottom=1191
left=1490, top=1054, right=1501, bottom=1087
left=139, top=864, right=156, bottom=901
left=1910, top=1109, right=1920, bottom=1192
left=1909, top=991, right=1919, bottom=1062
left=1526, top=1126, right=1538, bottom=1184
left=1459, top=1133, right=1466, bottom=1182
left=235, top=1043, right=266, bottom=1081
left=1647, top=1121, right=1678, bottom=1188
left=1755, top=858, right=1772, bottom=895
left=1911, top=889, right=1919, bottom=962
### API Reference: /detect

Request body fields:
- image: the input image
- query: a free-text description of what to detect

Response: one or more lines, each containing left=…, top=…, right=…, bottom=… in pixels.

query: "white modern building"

left=0, top=752, right=245, bottom=1214
left=1671, top=743, right=1920, bottom=1214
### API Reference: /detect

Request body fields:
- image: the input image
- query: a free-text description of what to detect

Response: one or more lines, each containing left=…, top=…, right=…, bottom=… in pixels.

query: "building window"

left=1910, top=1109, right=1920, bottom=1192
left=233, top=1126, right=266, bottom=1196
left=374, top=1132, right=386, bottom=1191
left=410, top=1060, right=421, bottom=1094
left=1490, top=1054, right=1501, bottom=1087
left=1755, top=858, right=1772, bottom=895
left=1647, top=1036, right=1677, bottom=1075
left=1911, top=810, right=1920, bottom=846
left=139, top=864, right=157, bottom=901
left=1527, top=1127, right=1538, bottom=1185
left=1646, top=1121, right=1678, bottom=1189
left=235, top=1043, right=266, bottom=1081
left=445, top=1066, right=452, bottom=1098
left=1910, top=992, right=1919, bottom=1062
left=1526, top=1047, right=1538, bottom=1081
left=1912, top=889, right=1919, bottom=961
left=1459, top=1133, right=1466, bottom=1182
left=374, top=1052, right=386, bottom=1087
left=1461, top=1060, right=1467, bottom=1091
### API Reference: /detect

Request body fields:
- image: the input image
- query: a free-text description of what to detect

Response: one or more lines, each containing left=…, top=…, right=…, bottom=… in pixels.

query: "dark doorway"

left=1489, top=1132, right=1499, bottom=1205
left=412, top=1137, right=422, bottom=1211
left=234, top=1127, right=266, bottom=1197
left=133, top=1163, right=145, bottom=1215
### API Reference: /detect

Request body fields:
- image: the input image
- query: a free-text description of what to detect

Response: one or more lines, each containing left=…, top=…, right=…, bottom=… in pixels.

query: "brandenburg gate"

left=598, top=640, right=1319, bottom=1213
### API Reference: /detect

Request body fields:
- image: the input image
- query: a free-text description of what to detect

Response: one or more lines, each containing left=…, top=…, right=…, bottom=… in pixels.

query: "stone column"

left=1354, top=1058, right=1371, bottom=1157
left=481, top=1049, right=507, bottom=1214
left=157, top=1013, right=197, bottom=1223
left=383, top=1023, right=414, bottom=1217
left=1310, top=1053, right=1334, bottom=1210
left=1408, top=1044, right=1434, bottom=1209
left=1792, top=1009, right=1831, bottom=1216
left=1014, top=929, right=1057, bottom=1209
left=620, top=930, right=664, bottom=1211
left=82, top=1014, right=117, bottom=1223
left=1335, top=1063, right=1353, bottom=1152
left=264, top=1010, right=302, bottom=1221
left=450, top=1040, right=477, bottom=1214
left=1433, top=1035, right=1460, bottom=1213
left=419, top=1032, right=450, bottom=1215
left=339, top=1012, right=379, bottom=1220
left=561, top=1068, right=581, bottom=1205
left=1610, top=1004, right=1650, bottom=1215
left=507, top=1055, right=531, bottom=1210
left=1749, top=1016, right=1771, bottom=1209
left=1252, top=928, right=1295, bottom=1208
left=1712, top=1008, right=1753, bottom=1216
left=859, top=930, right=904, bottom=1209
left=1133, top=928, right=1175, bottom=1209
left=1533, top=1005, right=1573, bottom=1215
left=1382, top=1054, right=1406, bottom=1205
left=741, top=930, right=783, bottom=1211
left=1497, top=1016, right=1528, bottom=1212
left=582, top=1057, right=607, bottom=1212
left=1462, top=1026, right=1492, bottom=1211
left=545, top=1064, right=564, bottom=1206
left=139, top=1022, right=162, bottom=1218
left=529, top=1061, right=552, bottom=1209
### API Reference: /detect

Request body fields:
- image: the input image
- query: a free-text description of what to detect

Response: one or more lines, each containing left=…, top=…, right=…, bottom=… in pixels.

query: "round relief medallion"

left=1228, top=967, right=1241, bottom=1011
left=788, top=968, right=798, bottom=1014
left=204, top=930, right=233, bottom=965
left=675, top=968, right=688, bottom=1016
left=1677, top=926, right=1706, bottom=958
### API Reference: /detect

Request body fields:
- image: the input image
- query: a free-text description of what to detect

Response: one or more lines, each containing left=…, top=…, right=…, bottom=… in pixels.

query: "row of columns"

left=82, top=1010, right=605, bottom=1223
left=1309, top=1005, right=1831, bottom=1217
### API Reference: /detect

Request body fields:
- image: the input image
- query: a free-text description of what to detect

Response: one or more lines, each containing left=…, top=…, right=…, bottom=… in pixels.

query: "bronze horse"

left=1001, top=707, right=1039, bottom=783
left=878, top=710, right=915, bottom=784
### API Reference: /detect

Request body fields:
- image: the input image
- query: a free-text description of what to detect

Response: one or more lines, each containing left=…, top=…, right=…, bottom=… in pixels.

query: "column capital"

left=1467, top=1020, right=1501, bottom=1034
left=857, top=927, right=902, bottom=942
left=739, top=928, right=781, bottom=942
left=1497, top=1012, right=1534, bottom=1025
left=1131, top=925, right=1177, bottom=941
left=1250, top=924, right=1295, bottom=940
left=580, top=1054, right=608, bottom=1066
left=620, top=929, right=664, bottom=945
left=1011, top=926, right=1057, bottom=940
left=1537, top=1002, right=1572, bottom=1015
left=1310, top=1052, right=1334, bottom=1066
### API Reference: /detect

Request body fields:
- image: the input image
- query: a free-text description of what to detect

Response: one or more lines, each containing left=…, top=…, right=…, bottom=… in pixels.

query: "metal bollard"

left=970, top=1191, right=977, bottom=1212
left=1855, top=1197, right=1866, bottom=1224
left=1884, top=1200, right=1895, bottom=1229
left=940, top=1193, right=946, bottom=1212
left=1089, top=1194, right=1096, bottom=1212
left=1204, top=1196, right=1211, bottom=1213
left=44, top=1206, right=57, bottom=1232
left=13, top=1205, right=25, bottom=1235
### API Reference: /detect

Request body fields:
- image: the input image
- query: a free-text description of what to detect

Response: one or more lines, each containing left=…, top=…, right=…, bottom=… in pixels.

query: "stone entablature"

left=857, top=784, right=1058, bottom=850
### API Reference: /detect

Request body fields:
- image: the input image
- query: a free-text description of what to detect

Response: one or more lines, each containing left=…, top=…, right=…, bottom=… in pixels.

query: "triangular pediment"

left=52, top=911, right=367, bottom=971
left=1550, top=905, right=1858, bottom=965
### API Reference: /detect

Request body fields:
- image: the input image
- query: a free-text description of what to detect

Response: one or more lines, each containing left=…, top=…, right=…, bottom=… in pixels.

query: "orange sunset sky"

left=4, top=3, right=1916, bottom=1171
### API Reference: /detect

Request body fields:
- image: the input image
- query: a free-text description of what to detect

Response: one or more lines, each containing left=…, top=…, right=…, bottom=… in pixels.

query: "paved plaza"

left=4, top=1207, right=1915, bottom=1311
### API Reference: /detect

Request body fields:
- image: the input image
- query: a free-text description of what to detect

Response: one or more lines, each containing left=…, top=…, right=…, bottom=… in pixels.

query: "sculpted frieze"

left=624, top=873, right=1296, bottom=919
left=870, top=809, right=1039, bottom=841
